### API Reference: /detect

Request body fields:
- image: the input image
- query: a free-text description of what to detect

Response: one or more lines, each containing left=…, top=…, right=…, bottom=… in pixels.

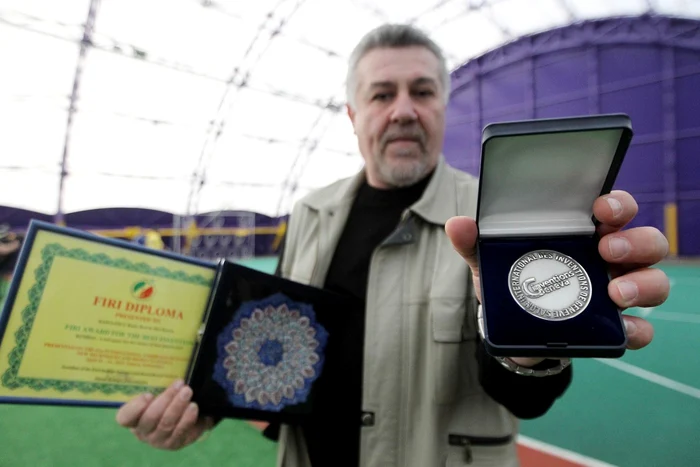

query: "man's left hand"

left=445, top=190, right=670, bottom=365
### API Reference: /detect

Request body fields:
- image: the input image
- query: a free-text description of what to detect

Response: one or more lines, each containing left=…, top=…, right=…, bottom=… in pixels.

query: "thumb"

left=444, top=216, right=479, bottom=272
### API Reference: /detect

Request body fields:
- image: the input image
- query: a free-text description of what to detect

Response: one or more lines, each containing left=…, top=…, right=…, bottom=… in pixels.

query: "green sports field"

left=0, top=259, right=697, bottom=466
left=520, top=263, right=700, bottom=466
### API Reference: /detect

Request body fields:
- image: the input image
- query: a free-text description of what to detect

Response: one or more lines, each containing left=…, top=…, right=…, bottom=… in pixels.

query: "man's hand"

left=116, top=379, right=215, bottom=450
left=445, top=190, right=670, bottom=363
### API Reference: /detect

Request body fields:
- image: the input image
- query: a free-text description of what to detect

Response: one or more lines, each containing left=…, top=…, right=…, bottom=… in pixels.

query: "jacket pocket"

left=430, top=297, right=480, bottom=405
left=443, top=434, right=517, bottom=467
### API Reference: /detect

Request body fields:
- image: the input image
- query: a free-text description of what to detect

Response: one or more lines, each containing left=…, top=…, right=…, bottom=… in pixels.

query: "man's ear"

left=346, top=103, right=356, bottom=133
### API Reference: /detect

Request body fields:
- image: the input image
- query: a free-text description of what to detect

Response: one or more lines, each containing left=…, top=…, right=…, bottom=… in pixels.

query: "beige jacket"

left=276, top=156, right=519, bottom=467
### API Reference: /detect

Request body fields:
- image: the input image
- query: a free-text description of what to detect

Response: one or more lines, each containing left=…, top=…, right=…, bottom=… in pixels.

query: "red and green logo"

left=131, top=280, right=155, bottom=300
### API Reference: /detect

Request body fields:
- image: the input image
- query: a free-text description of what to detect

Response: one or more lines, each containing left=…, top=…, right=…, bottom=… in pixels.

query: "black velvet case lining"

left=478, top=235, right=627, bottom=357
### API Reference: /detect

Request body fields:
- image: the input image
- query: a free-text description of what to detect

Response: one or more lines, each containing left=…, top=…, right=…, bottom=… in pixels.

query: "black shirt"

left=301, top=172, right=433, bottom=467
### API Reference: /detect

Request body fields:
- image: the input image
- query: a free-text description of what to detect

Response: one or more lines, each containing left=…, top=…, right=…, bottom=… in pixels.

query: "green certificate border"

left=1, top=242, right=212, bottom=396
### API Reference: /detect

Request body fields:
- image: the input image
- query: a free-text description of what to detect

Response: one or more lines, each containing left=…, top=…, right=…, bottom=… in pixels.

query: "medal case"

left=476, top=114, right=634, bottom=358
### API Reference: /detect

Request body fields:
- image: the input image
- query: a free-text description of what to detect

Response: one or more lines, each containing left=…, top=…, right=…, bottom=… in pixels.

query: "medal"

left=508, top=250, right=592, bottom=321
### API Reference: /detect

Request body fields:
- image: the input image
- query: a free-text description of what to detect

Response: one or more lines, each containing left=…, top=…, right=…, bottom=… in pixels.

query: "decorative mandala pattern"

left=213, top=293, right=329, bottom=412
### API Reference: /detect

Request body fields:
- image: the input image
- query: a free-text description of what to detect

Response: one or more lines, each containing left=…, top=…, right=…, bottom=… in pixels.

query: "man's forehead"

left=355, top=46, right=441, bottom=86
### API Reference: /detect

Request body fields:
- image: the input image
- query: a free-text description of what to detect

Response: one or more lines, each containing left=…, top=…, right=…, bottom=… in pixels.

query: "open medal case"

left=476, top=114, right=634, bottom=358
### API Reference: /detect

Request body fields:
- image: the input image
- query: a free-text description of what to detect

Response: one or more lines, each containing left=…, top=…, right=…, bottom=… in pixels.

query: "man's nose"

left=389, top=92, right=417, bottom=123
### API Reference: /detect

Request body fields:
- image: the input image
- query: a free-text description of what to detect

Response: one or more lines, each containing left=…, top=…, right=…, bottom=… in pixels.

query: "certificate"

left=0, top=220, right=354, bottom=426
left=0, top=220, right=216, bottom=405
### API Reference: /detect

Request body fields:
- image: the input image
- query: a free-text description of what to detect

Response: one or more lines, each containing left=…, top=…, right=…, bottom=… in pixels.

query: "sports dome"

left=1, top=0, right=699, bottom=220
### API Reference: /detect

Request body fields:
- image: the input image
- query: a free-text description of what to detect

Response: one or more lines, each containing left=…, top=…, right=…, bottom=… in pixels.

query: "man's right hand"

left=116, top=379, right=215, bottom=450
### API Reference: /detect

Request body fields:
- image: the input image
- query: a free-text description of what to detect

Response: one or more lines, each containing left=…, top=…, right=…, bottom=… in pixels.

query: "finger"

left=622, top=315, right=655, bottom=350
left=149, top=385, right=194, bottom=445
left=444, top=216, right=478, bottom=270
left=162, top=402, right=200, bottom=449
left=599, top=226, right=669, bottom=268
left=116, top=393, right=154, bottom=428
left=608, top=267, right=670, bottom=309
left=183, top=416, right=216, bottom=446
left=135, top=380, right=184, bottom=436
left=131, top=427, right=148, bottom=443
left=593, top=190, right=638, bottom=236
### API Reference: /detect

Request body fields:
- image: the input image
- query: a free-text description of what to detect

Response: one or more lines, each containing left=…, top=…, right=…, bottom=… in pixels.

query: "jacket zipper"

left=387, top=209, right=411, bottom=467
left=360, top=248, right=383, bottom=467
left=360, top=212, right=413, bottom=467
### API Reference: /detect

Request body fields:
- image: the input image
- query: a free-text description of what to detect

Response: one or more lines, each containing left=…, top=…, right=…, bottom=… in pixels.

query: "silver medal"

left=508, top=250, right=592, bottom=321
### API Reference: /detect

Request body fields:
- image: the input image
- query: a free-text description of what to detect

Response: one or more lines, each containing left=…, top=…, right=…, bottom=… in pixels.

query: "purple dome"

left=444, top=14, right=700, bottom=256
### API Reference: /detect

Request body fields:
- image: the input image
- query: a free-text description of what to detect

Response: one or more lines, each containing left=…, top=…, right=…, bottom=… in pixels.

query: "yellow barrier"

left=86, top=224, right=285, bottom=239
left=271, top=220, right=287, bottom=251
left=664, top=202, right=678, bottom=257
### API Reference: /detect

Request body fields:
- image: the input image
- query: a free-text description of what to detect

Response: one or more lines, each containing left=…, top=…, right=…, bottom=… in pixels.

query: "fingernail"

left=607, top=197, right=623, bottom=217
left=624, top=318, right=638, bottom=336
left=173, top=379, right=184, bottom=390
left=188, top=402, right=198, bottom=413
left=616, top=280, right=638, bottom=304
left=609, top=237, right=630, bottom=259
left=179, top=386, right=192, bottom=401
left=143, top=392, right=153, bottom=402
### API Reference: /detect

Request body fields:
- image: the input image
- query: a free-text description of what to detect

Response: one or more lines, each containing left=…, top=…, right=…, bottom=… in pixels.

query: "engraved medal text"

left=508, top=250, right=591, bottom=321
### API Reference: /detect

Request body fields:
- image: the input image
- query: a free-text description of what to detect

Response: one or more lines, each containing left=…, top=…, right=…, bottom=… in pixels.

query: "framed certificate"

left=0, top=220, right=216, bottom=406
left=0, top=220, right=352, bottom=425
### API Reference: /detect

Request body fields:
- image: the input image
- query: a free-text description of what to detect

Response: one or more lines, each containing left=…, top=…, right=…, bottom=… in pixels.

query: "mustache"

left=380, top=126, right=426, bottom=148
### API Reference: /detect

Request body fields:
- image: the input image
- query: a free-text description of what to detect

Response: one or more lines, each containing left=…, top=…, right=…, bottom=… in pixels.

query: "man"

left=116, top=24, right=670, bottom=466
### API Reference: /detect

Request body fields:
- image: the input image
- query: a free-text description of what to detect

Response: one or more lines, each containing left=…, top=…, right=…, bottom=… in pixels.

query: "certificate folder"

left=0, top=220, right=353, bottom=425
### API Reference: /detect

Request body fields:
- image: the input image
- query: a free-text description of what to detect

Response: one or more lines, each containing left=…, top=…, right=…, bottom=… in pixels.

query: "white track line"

left=644, top=311, right=700, bottom=324
left=594, top=359, right=700, bottom=400
left=517, top=435, right=618, bottom=466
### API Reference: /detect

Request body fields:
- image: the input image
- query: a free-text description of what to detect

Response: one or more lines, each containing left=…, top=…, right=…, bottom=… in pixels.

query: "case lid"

left=477, top=114, right=632, bottom=238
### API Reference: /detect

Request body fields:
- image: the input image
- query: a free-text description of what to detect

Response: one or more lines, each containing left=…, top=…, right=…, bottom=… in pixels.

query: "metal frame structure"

left=7, top=0, right=698, bottom=227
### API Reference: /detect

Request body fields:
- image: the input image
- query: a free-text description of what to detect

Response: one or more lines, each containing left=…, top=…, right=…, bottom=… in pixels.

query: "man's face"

left=347, top=46, right=446, bottom=188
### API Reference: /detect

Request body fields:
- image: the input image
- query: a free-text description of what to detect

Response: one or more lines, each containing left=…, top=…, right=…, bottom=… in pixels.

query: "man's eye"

left=414, top=89, right=434, bottom=97
left=373, top=93, right=391, bottom=101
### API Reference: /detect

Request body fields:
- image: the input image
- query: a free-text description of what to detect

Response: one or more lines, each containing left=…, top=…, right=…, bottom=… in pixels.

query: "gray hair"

left=345, top=23, right=451, bottom=108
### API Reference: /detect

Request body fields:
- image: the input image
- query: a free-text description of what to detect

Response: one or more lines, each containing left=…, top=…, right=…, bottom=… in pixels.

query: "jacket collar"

left=302, top=155, right=460, bottom=226
left=409, top=155, right=459, bottom=226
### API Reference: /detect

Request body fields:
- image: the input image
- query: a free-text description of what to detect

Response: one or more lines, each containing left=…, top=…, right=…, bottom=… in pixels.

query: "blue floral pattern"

left=213, top=293, right=329, bottom=412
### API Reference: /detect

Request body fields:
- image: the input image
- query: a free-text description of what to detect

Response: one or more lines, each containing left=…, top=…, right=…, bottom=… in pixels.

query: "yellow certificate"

left=0, top=221, right=216, bottom=405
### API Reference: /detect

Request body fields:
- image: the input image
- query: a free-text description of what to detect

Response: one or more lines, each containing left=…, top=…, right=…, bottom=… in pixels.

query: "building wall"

left=444, top=15, right=700, bottom=256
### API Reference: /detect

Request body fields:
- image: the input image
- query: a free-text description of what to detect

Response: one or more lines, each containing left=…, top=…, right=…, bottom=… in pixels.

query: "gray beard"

left=375, top=154, right=431, bottom=187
